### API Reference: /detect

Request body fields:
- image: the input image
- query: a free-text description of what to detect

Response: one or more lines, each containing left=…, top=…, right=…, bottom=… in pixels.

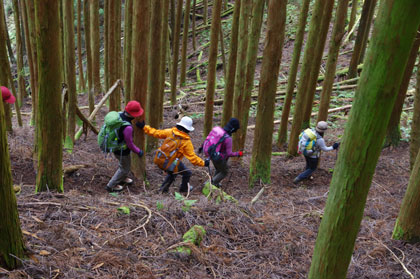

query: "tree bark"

left=64, top=0, right=77, bottom=149
left=235, top=0, right=265, bottom=150
left=159, top=0, right=170, bottom=124
left=308, top=1, right=420, bottom=277
left=347, top=0, right=377, bottom=79
left=12, top=0, right=27, bottom=105
left=409, top=62, right=420, bottom=169
left=384, top=27, right=420, bottom=147
left=203, top=0, right=208, bottom=26
left=277, top=0, right=310, bottom=146
left=0, top=92, right=25, bottom=270
left=131, top=0, right=150, bottom=178
left=147, top=0, right=164, bottom=150
left=21, top=0, right=36, bottom=108
left=221, top=0, right=241, bottom=127
left=170, top=0, right=183, bottom=104
left=249, top=0, right=286, bottom=186
left=302, top=0, right=335, bottom=127
left=35, top=0, right=64, bottom=193
left=393, top=139, right=420, bottom=242
left=232, top=0, right=251, bottom=149
left=347, top=0, right=358, bottom=39
left=107, top=0, right=119, bottom=111
left=89, top=0, right=101, bottom=95
left=180, top=0, right=191, bottom=86
left=77, top=0, right=85, bottom=91
left=317, top=0, right=350, bottom=122
left=287, top=0, right=327, bottom=156
left=84, top=0, right=94, bottom=113
left=204, top=0, right=223, bottom=137
left=192, top=0, right=197, bottom=51
left=123, top=0, right=133, bottom=104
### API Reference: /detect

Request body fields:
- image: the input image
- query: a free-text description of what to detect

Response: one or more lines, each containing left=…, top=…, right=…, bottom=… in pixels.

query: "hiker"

left=137, top=116, right=208, bottom=193
left=293, top=121, right=339, bottom=184
left=1, top=86, right=15, bottom=104
left=100, top=101, right=144, bottom=192
left=200, top=118, right=243, bottom=187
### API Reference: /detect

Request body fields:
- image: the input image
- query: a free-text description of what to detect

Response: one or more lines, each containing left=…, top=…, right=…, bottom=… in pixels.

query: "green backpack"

left=98, top=111, right=131, bottom=153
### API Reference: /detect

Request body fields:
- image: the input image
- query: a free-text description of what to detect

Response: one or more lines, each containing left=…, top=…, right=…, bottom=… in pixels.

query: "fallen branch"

left=75, top=80, right=121, bottom=141
left=251, top=187, right=265, bottom=205
left=75, top=106, right=99, bottom=135
left=111, top=203, right=152, bottom=241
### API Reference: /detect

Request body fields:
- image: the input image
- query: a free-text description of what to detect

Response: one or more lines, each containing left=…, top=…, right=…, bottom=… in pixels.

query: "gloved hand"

left=238, top=151, right=244, bottom=157
left=138, top=150, right=144, bottom=157
left=198, top=146, right=203, bottom=154
left=135, top=120, right=145, bottom=129
left=333, top=142, right=340, bottom=150
left=204, top=158, right=210, bottom=167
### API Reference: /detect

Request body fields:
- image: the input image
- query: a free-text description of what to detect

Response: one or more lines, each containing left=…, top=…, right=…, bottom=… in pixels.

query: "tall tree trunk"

left=170, top=0, right=183, bottom=104
left=180, top=0, right=191, bottom=86
left=21, top=0, right=36, bottom=106
left=204, top=0, right=223, bottom=137
left=108, top=0, right=118, bottom=111
left=0, top=2, right=13, bottom=131
left=35, top=0, right=64, bottom=193
left=384, top=28, right=420, bottom=147
left=358, top=0, right=377, bottom=63
left=25, top=0, right=39, bottom=126
left=232, top=0, right=251, bottom=149
left=64, top=0, right=77, bottom=149
left=159, top=0, right=170, bottom=124
left=2, top=7, right=16, bottom=66
left=347, top=0, right=358, bottom=39
left=347, top=0, right=377, bottom=79
left=123, top=0, right=133, bottom=104
left=393, top=140, right=420, bottom=242
left=409, top=63, right=420, bottom=169
left=104, top=0, right=109, bottom=90
left=0, top=94, right=25, bottom=270
left=287, top=0, right=327, bottom=156
left=249, top=0, right=286, bottom=186
left=221, top=0, right=241, bottom=127
left=147, top=0, right=163, bottom=150
left=277, top=0, right=310, bottom=146
left=84, top=0, right=94, bottom=113
left=77, top=0, right=85, bottom=91
left=235, top=0, right=265, bottom=150
left=192, top=0, right=197, bottom=51
left=90, top=0, right=101, bottom=95
left=308, top=1, right=420, bottom=277
left=317, top=0, right=350, bottom=122
left=131, top=0, right=150, bottom=179
left=302, top=0, right=335, bottom=127
left=203, top=0, right=208, bottom=26
left=12, top=0, right=27, bottom=106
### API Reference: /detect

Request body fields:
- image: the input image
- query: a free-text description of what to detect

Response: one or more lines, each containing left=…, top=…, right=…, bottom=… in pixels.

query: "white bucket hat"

left=316, top=121, right=328, bottom=133
left=177, top=116, right=195, bottom=131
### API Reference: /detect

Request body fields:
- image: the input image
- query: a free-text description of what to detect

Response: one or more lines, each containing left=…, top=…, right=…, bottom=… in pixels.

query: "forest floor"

left=3, top=2, right=420, bottom=278
left=3, top=93, right=420, bottom=279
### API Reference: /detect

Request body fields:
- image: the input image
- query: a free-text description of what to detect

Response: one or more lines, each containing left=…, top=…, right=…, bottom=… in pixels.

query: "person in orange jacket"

left=137, top=116, right=208, bottom=193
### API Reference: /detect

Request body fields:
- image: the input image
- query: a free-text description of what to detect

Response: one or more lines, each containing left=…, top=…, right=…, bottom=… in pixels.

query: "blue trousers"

left=296, top=156, right=319, bottom=181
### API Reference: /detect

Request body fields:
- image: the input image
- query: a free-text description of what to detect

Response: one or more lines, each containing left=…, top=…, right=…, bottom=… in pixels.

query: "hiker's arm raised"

left=182, top=141, right=205, bottom=167
left=143, top=125, right=172, bottom=139
left=123, top=126, right=141, bottom=154
left=317, top=138, right=333, bottom=152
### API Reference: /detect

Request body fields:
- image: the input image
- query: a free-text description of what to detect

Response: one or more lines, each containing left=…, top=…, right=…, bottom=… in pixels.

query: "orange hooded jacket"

left=144, top=125, right=205, bottom=167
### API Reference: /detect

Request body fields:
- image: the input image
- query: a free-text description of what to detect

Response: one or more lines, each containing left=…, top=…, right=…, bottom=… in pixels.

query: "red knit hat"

left=125, top=100, right=144, bottom=117
left=1, top=86, right=15, bottom=104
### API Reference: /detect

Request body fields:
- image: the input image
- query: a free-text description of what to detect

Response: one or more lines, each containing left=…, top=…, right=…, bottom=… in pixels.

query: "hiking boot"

left=106, top=185, right=124, bottom=192
left=123, top=177, right=133, bottom=184
left=159, top=182, right=171, bottom=193
left=293, top=177, right=301, bottom=185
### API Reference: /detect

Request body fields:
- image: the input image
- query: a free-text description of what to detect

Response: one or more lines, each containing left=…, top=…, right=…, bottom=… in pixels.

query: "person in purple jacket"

left=202, top=118, right=243, bottom=187
left=106, top=101, right=144, bottom=192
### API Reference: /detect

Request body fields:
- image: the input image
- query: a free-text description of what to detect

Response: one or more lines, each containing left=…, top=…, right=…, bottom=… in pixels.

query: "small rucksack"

left=298, top=128, right=317, bottom=155
left=98, top=111, right=131, bottom=153
left=203, top=126, right=228, bottom=161
left=154, top=132, right=183, bottom=172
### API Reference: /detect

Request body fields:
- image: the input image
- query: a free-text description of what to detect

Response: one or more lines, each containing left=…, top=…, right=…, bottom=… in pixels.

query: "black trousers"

left=160, top=162, right=192, bottom=192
